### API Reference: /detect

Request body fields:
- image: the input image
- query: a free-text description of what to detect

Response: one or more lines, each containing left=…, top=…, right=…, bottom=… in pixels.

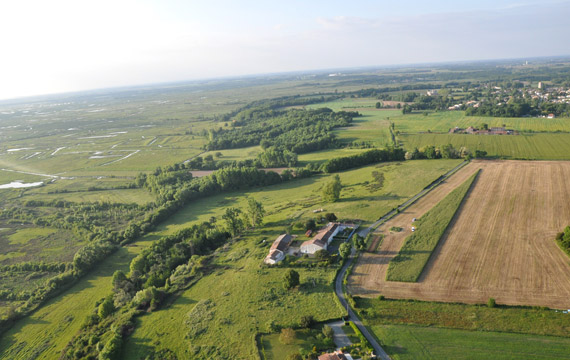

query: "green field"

left=154, top=159, right=463, bottom=236
left=392, top=110, right=570, bottom=133
left=297, top=148, right=371, bottom=166
left=0, top=226, right=81, bottom=265
left=0, top=160, right=462, bottom=358
left=401, top=133, right=570, bottom=159
left=123, top=234, right=342, bottom=359
left=355, top=297, right=570, bottom=338
left=24, top=187, right=155, bottom=205
left=372, top=324, right=570, bottom=360
left=0, top=244, right=145, bottom=359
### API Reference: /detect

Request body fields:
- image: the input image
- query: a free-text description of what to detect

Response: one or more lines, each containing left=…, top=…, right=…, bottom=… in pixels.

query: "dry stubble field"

left=349, top=160, right=570, bottom=309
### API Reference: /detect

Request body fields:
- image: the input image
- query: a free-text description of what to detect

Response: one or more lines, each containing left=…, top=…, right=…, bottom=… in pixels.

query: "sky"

left=0, top=0, right=569, bottom=100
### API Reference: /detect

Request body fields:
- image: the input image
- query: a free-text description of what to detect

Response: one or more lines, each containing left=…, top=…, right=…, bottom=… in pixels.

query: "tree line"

left=320, top=148, right=406, bottom=173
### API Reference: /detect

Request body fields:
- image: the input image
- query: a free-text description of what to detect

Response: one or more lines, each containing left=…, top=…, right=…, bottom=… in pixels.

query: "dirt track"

left=348, top=160, right=570, bottom=309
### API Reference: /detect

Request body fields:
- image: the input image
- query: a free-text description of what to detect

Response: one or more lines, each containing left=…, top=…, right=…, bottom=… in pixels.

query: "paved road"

left=335, top=250, right=391, bottom=360
left=358, top=160, right=469, bottom=238
left=328, top=320, right=352, bottom=349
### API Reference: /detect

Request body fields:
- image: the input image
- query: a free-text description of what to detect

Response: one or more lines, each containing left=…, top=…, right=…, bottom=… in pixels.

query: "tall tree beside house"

left=245, top=197, right=265, bottom=228
left=322, top=174, right=342, bottom=202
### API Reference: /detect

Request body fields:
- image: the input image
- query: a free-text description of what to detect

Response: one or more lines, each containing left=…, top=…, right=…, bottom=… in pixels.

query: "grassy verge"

left=386, top=170, right=479, bottom=282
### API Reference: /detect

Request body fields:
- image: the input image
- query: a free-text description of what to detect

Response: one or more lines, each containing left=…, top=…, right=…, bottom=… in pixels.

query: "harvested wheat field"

left=349, top=160, right=570, bottom=309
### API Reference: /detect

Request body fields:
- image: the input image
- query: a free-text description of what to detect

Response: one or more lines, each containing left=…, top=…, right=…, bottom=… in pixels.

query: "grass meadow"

left=0, top=244, right=148, bottom=359
left=355, top=297, right=570, bottom=338
left=386, top=171, right=478, bottom=282
left=151, top=160, right=463, bottom=237
left=0, top=226, right=81, bottom=265
left=392, top=110, right=570, bottom=133
left=0, top=160, right=461, bottom=358
left=122, top=231, right=343, bottom=359
left=372, top=324, right=570, bottom=360
left=401, top=133, right=570, bottom=159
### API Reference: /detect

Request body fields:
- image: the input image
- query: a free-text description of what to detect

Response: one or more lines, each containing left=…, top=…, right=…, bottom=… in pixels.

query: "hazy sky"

left=0, top=0, right=569, bottom=100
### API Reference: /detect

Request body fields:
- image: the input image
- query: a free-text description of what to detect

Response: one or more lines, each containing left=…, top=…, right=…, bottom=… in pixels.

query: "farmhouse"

left=318, top=350, right=353, bottom=360
left=300, top=222, right=357, bottom=254
left=264, top=234, right=293, bottom=265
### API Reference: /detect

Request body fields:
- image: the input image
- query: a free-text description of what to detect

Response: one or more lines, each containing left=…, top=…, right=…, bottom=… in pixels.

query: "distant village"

left=426, top=81, right=570, bottom=117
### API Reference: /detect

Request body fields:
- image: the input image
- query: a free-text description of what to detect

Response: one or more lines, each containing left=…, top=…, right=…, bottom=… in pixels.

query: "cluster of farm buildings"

left=448, top=126, right=517, bottom=135
left=264, top=222, right=356, bottom=265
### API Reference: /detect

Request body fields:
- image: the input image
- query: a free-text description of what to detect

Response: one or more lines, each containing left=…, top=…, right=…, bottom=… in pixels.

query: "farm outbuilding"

left=264, top=234, right=293, bottom=264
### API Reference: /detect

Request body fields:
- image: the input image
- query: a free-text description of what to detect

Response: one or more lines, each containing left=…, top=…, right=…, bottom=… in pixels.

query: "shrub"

left=97, top=297, right=115, bottom=319
left=280, top=328, right=295, bottom=344
left=283, top=269, right=300, bottom=290
left=488, top=298, right=496, bottom=308
left=322, top=324, right=334, bottom=339
left=300, top=315, right=315, bottom=328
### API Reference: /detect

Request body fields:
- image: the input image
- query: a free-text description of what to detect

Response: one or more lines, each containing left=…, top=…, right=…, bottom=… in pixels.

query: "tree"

left=325, top=213, right=337, bottom=222
left=222, top=207, right=243, bottom=238
left=305, top=219, right=316, bottom=231
left=98, top=296, right=115, bottom=319
left=280, top=328, right=296, bottom=344
left=475, top=150, right=488, bottom=158
left=423, top=145, right=437, bottom=159
left=375, top=101, right=382, bottom=109
left=315, top=249, right=330, bottom=261
left=339, top=242, right=352, bottom=259
left=322, top=324, right=334, bottom=339
left=283, top=269, right=300, bottom=290
left=246, top=198, right=265, bottom=228
left=322, top=175, right=342, bottom=202
left=300, top=315, right=315, bottom=328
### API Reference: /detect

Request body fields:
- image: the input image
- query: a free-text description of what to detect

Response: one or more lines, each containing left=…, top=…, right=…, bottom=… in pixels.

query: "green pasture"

left=372, top=324, right=570, bottom=360
left=122, top=230, right=343, bottom=360
left=0, top=243, right=149, bottom=359
left=355, top=297, right=570, bottom=338
left=392, top=110, right=570, bottom=133
left=297, top=148, right=370, bottom=166
left=24, top=188, right=155, bottom=206
left=200, top=145, right=262, bottom=162
left=7, top=228, right=57, bottom=245
left=153, top=160, right=463, bottom=236
left=401, top=133, right=570, bottom=159
left=0, top=226, right=80, bottom=265
left=386, top=171, right=478, bottom=282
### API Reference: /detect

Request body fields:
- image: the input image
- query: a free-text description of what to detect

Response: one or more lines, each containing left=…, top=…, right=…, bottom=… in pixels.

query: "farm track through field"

left=348, top=160, right=570, bottom=309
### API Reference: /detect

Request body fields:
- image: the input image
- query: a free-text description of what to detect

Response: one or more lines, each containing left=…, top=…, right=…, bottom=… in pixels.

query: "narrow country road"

left=335, top=250, right=391, bottom=360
